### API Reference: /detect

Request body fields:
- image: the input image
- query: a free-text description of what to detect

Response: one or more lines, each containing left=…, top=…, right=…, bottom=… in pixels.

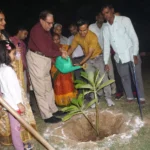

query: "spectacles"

left=45, top=20, right=54, bottom=26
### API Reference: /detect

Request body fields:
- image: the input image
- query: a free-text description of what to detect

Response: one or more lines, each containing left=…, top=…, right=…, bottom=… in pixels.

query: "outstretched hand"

left=74, top=63, right=87, bottom=70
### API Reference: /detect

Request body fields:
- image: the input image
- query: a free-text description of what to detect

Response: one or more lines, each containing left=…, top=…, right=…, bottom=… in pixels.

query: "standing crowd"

left=0, top=3, right=145, bottom=150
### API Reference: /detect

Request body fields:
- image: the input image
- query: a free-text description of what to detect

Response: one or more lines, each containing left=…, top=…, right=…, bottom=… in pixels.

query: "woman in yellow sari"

left=51, top=33, right=77, bottom=106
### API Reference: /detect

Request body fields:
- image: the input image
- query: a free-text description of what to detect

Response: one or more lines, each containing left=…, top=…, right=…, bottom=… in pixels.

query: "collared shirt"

left=60, top=35, right=68, bottom=45
left=71, top=30, right=102, bottom=59
left=89, top=22, right=106, bottom=50
left=28, top=22, right=61, bottom=57
left=67, top=35, right=84, bottom=58
left=0, top=64, right=22, bottom=110
left=103, top=16, right=139, bottom=64
left=10, top=36, right=27, bottom=70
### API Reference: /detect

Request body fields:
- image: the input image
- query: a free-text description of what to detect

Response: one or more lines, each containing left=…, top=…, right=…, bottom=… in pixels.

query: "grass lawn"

left=1, top=56, right=150, bottom=150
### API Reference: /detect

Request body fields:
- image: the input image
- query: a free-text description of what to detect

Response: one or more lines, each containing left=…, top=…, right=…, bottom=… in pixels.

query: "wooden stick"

left=0, top=97, right=55, bottom=150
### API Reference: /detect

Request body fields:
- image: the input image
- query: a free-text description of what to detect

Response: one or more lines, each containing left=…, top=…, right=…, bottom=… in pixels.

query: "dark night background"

left=1, top=0, right=150, bottom=52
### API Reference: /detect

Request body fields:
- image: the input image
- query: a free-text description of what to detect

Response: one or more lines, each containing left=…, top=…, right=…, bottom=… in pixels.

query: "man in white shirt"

left=68, top=23, right=84, bottom=81
left=53, top=23, right=68, bottom=45
left=89, top=12, right=116, bottom=95
left=101, top=4, right=145, bottom=103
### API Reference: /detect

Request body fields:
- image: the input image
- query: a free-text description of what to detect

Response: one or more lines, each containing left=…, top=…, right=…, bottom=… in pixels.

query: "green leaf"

left=87, top=71, right=94, bottom=85
left=84, top=99, right=97, bottom=110
left=94, top=70, right=100, bottom=83
left=75, top=83, right=93, bottom=90
left=61, top=105, right=79, bottom=112
left=80, top=71, right=89, bottom=81
left=83, top=90, right=93, bottom=96
left=67, top=110, right=81, bottom=116
left=77, top=94, right=84, bottom=107
left=62, top=112, right=82, bottom=121
left=74, top=80, right=87, bottom=84
left=71, top=98, right=79, bottom=106
left=97, top=79, right=115, bottom=92
left=62, top=113, right=74, bottom=121
left=96, top=73, right=105, bottom=88
left=78, top=93, right=84, bottom=99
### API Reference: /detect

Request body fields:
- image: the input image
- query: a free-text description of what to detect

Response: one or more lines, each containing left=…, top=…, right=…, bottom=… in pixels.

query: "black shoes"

left=44, top=111, right=67, bottom=123
left=44, top=116, right=61, bottom=123
left=115, top=92, right=124, bottom=100
left=53, top=111, right=67, bottom=117
left=24, top=143, right=34, bottom=150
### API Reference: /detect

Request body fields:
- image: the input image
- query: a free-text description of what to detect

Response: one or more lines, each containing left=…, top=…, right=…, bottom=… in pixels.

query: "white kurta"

left=103, top=16, right=139, bottom=64
left=0, top=64, right=22, bottom=110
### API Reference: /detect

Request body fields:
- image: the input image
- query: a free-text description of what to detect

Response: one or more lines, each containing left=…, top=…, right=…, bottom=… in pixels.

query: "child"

left=0, top=41, right=33, bottom=150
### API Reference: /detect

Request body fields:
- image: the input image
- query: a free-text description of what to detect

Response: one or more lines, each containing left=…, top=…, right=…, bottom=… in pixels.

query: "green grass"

left=1, top=57, right=150, bottom=150
left=97, top=98, right=150, bottom=150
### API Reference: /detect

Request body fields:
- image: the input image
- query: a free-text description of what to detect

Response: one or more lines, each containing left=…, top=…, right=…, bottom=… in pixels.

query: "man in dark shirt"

left=27, top=10, right=67, bottom=123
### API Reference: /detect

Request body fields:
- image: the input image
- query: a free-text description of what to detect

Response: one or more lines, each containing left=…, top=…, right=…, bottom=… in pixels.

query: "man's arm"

left=79, top=48, right=94, bottom=65
left=67, top=46, right=75, bottom=56
left=123, top=17, right=139, bottom=64
left=124, top=17, right=139, bottom=56
left=103, top=26, right=111, bottom=71
left=103, top=26, right=111, bottom=65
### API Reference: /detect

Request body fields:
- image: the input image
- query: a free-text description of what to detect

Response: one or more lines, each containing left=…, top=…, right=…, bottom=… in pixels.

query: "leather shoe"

left=53, top=111, right=67, bottom=117
left=44, top=116, right=61, bottom=123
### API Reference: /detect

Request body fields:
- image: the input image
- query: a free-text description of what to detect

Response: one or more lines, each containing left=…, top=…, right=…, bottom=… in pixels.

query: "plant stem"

left=81, top=111, right=98, bottom=136
left=94, top=91, right=100, bottom=136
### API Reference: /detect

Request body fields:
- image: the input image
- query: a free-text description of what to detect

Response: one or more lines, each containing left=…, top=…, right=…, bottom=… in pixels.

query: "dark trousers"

left=71, top=56, right=85, bottom=94
left=71, top=56, right=85, bottom=80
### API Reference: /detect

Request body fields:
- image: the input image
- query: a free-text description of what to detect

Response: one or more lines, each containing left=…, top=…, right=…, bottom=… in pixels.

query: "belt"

left=92, top=54, right=103, bottom=59
left=30, top=49, right=48, bottom=57
left=72, top=56, right=84, bottom=59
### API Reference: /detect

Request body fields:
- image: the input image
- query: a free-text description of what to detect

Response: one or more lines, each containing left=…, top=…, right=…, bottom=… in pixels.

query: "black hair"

left=68, top=23, right=77, bottom=29
left=0, top=9, right=4, bottom=14
left=0, top=40, right=16, bottom=66
left=101, top=4, right=113, bottom=12
left=96, top=11, right=102, bottom=16
left=77, top=19, right=89, bottom=28
left=1, top=30, right=10, bottom=40
left=52, top=32, right=60, bottom=39
left=15, top=26, right=28, bottom=35
left=39, top=10, right=53, bottom=20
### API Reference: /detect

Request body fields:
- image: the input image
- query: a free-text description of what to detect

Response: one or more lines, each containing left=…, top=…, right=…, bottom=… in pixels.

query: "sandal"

left=24, top=143, right=34, bottom=150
